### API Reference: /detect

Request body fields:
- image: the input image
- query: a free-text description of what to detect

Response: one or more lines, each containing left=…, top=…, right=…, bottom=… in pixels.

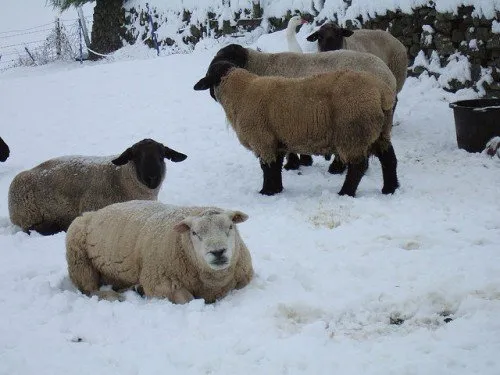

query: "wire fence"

left=0, top=17, right=93, bottom=71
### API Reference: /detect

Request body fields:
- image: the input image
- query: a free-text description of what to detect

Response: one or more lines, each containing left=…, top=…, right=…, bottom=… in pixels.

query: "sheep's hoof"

left=284, top=154, right=300, bottom=170
left=328, top=160, right=347, bottom=174
left=382, top=183, right=399, bottom=195
left=299, top=155, right=313, bottom=166
left=338, top=189, right=355, bottom=197
left=259, top=186, right=283, bottom=195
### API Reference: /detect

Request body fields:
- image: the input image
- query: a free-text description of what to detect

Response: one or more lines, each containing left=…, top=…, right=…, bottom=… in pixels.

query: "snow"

left=1, top=1, right=500, bottom=375
left=493, top=20, right=500, bottom=33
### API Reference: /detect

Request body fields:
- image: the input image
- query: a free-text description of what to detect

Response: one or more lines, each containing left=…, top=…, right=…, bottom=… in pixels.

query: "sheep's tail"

left=66, top=213, right=100, bottom=296
left=380, top=82, right=396, bottom=113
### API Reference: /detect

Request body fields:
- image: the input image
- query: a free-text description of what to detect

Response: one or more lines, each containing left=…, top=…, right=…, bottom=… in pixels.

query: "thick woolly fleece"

left=66, top=200, right=254, bottom=304
left=8, top=155, right=162, bottom=233
left=342, top=29, right=408, bottom=93
left=245, top=48, right=397, bottom=92
left=215, top=68, right=395, bottom=165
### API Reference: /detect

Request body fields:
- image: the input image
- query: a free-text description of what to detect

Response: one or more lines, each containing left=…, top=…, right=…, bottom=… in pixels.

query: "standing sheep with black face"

left=207, top=43, right=397, bottom=173
left=0, top=137, right=9, bottom=162
left=194, top=61, right=399, bottom=197
left=8, top=138, right=187, bottom=235
left=307, top=23, right=408, bottom=94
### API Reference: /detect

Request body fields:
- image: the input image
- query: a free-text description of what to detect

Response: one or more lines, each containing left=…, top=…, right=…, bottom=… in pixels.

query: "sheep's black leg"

left=283, top=153, right=300, bottom=170
left=29, top=222, right=64, bottom=236
left=393, top=95, right=399, bottom=112
left=338, top=158, right=369, bottom=197
left=259, top=155, right=284, bottom=195
left=376, top=143, right=399, bottom=194
left=328, top=155, right=347, bottom=174
left=299, top=154, right=313, bottom=166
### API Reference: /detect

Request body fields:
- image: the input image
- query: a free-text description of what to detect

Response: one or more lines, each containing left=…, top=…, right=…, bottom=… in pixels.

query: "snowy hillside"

left=1, top=1, right=500, bottom=374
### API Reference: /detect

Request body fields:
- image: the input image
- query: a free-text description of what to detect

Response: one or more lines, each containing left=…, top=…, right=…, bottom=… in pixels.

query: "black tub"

left=449, top=98, right=500, bottom=153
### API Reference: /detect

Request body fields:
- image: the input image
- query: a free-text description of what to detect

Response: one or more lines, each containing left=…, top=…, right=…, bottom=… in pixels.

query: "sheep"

left=66, top=200, right=254, bottom=304
left=306, top=24, right=408, bottom=174
left=8, top=138, right=187, bottom=235
left=306, top=23, right=408, bottom=94
left=194, top=61, right=399, bottom=197
left=207, top=43, right=397, bottom=173
left=0, top=137, right=9, bottom=162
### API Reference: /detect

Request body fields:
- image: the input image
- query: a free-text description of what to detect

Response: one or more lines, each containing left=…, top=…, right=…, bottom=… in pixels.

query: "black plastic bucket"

left=449, top=99, right=500, bottom=153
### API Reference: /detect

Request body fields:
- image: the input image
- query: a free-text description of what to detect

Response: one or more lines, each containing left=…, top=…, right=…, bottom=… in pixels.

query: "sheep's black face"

left=306, top=23, right=354, bottom=52
left=211, top=44, right=248, bottom=69
left=193, top=61, right=237, bottom=102
left=0, top=137, right=9, bottom=162
left=111, top=138, right=187, bottom=189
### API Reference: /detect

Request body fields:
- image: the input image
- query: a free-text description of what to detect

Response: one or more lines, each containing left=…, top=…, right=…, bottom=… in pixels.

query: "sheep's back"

left=347, top=30, right=408, bottom=92
left=83, top=201, right=216, bottom=288
left=254, top=50, right=397, bottom=92
left=226, top=69, right=392, bottom=158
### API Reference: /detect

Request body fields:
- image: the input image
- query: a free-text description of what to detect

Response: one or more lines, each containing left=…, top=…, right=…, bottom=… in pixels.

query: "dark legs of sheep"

left=376, top=143, right=399, bottom=194
left=284, top=153, right=300, bottom=170
left=328, top=155, right=347, bottom=174
left=28, top=222, right=64, bottom=236
left=260, top=155, right=284, bottom=195
left=338, top=158, right=369, bottom=197
left=284, top=153, right=313, bottom=170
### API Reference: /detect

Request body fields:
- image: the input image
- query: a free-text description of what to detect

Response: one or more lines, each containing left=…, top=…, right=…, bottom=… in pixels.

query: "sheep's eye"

left=192, top=231, right=197, bottom=237
left=229, top=224, right=233, bottom=230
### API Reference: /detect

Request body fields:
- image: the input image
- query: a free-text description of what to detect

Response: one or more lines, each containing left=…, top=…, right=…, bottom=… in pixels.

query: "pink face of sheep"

left=173, top=210, right=248, bottom=270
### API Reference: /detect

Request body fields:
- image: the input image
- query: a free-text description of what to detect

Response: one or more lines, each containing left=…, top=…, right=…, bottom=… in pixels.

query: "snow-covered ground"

left=2, top=4, right=500, bottom=375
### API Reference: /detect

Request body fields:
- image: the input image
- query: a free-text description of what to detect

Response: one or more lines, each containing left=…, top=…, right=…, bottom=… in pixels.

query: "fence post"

left=55, top=17, right=62, bottom=58
left=24, top=47, right=36, bottom=65
left=146, top=3, right=160, bottom=56
left=77, top=6, right=91, bottom=47
left=78, top=19, right=83, bottom=64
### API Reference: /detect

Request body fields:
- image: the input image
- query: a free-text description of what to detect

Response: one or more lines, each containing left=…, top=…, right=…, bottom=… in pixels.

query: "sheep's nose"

left=147, top=175, right=159, bottom=187
left=210, top=249, right=226, bottom=259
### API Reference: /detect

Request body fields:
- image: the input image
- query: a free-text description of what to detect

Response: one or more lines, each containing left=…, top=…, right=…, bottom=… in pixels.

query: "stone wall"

left=121, top=3, right=500, bottom=96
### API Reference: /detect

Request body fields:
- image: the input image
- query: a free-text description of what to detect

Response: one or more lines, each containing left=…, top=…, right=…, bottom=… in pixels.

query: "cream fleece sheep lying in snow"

left=8, top=138, right=187, bottom=235
left=194, top=61, right=399, bottom=197
left=307, top=23, right=408, bottom=94
left=66, top=200, right=254, bottom=303
left=208, top=43, right=397, bottom=172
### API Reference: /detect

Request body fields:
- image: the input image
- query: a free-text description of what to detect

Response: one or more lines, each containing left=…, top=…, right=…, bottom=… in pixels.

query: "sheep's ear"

left=163, top=146, right=187, bottom=162
left=194, top=76, right=213, bottom=91
left=173, top=218, right=192, bottom=233
left=306, top=31, right=319, bottom=42
left=111, top=148, right=133, bottom=166
left=228, top=210, right=248, bottom=224
left=341, top=28, right=354, bottom=37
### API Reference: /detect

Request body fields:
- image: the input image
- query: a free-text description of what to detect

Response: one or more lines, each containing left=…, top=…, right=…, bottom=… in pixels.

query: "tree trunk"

left=89, top=0, right=124, bottom=60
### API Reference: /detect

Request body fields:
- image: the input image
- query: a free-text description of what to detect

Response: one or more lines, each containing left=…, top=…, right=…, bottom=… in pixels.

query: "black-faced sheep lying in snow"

left=66, top=200, right=254, bottom=303
left=0, top=137, right=9, bottom=162
left=208, top=43, right=397, bottom=173
left=194, top=61, right=400, bottom=197
left=8, top=138, right=187, bottom=235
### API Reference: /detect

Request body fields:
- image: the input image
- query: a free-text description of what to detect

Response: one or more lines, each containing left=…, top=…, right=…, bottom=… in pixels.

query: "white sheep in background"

left=8, top=138, right=187, bottom=235
left=66, top=200, right=254, bottom=303
left=194, top=61, right=399, bottom=197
